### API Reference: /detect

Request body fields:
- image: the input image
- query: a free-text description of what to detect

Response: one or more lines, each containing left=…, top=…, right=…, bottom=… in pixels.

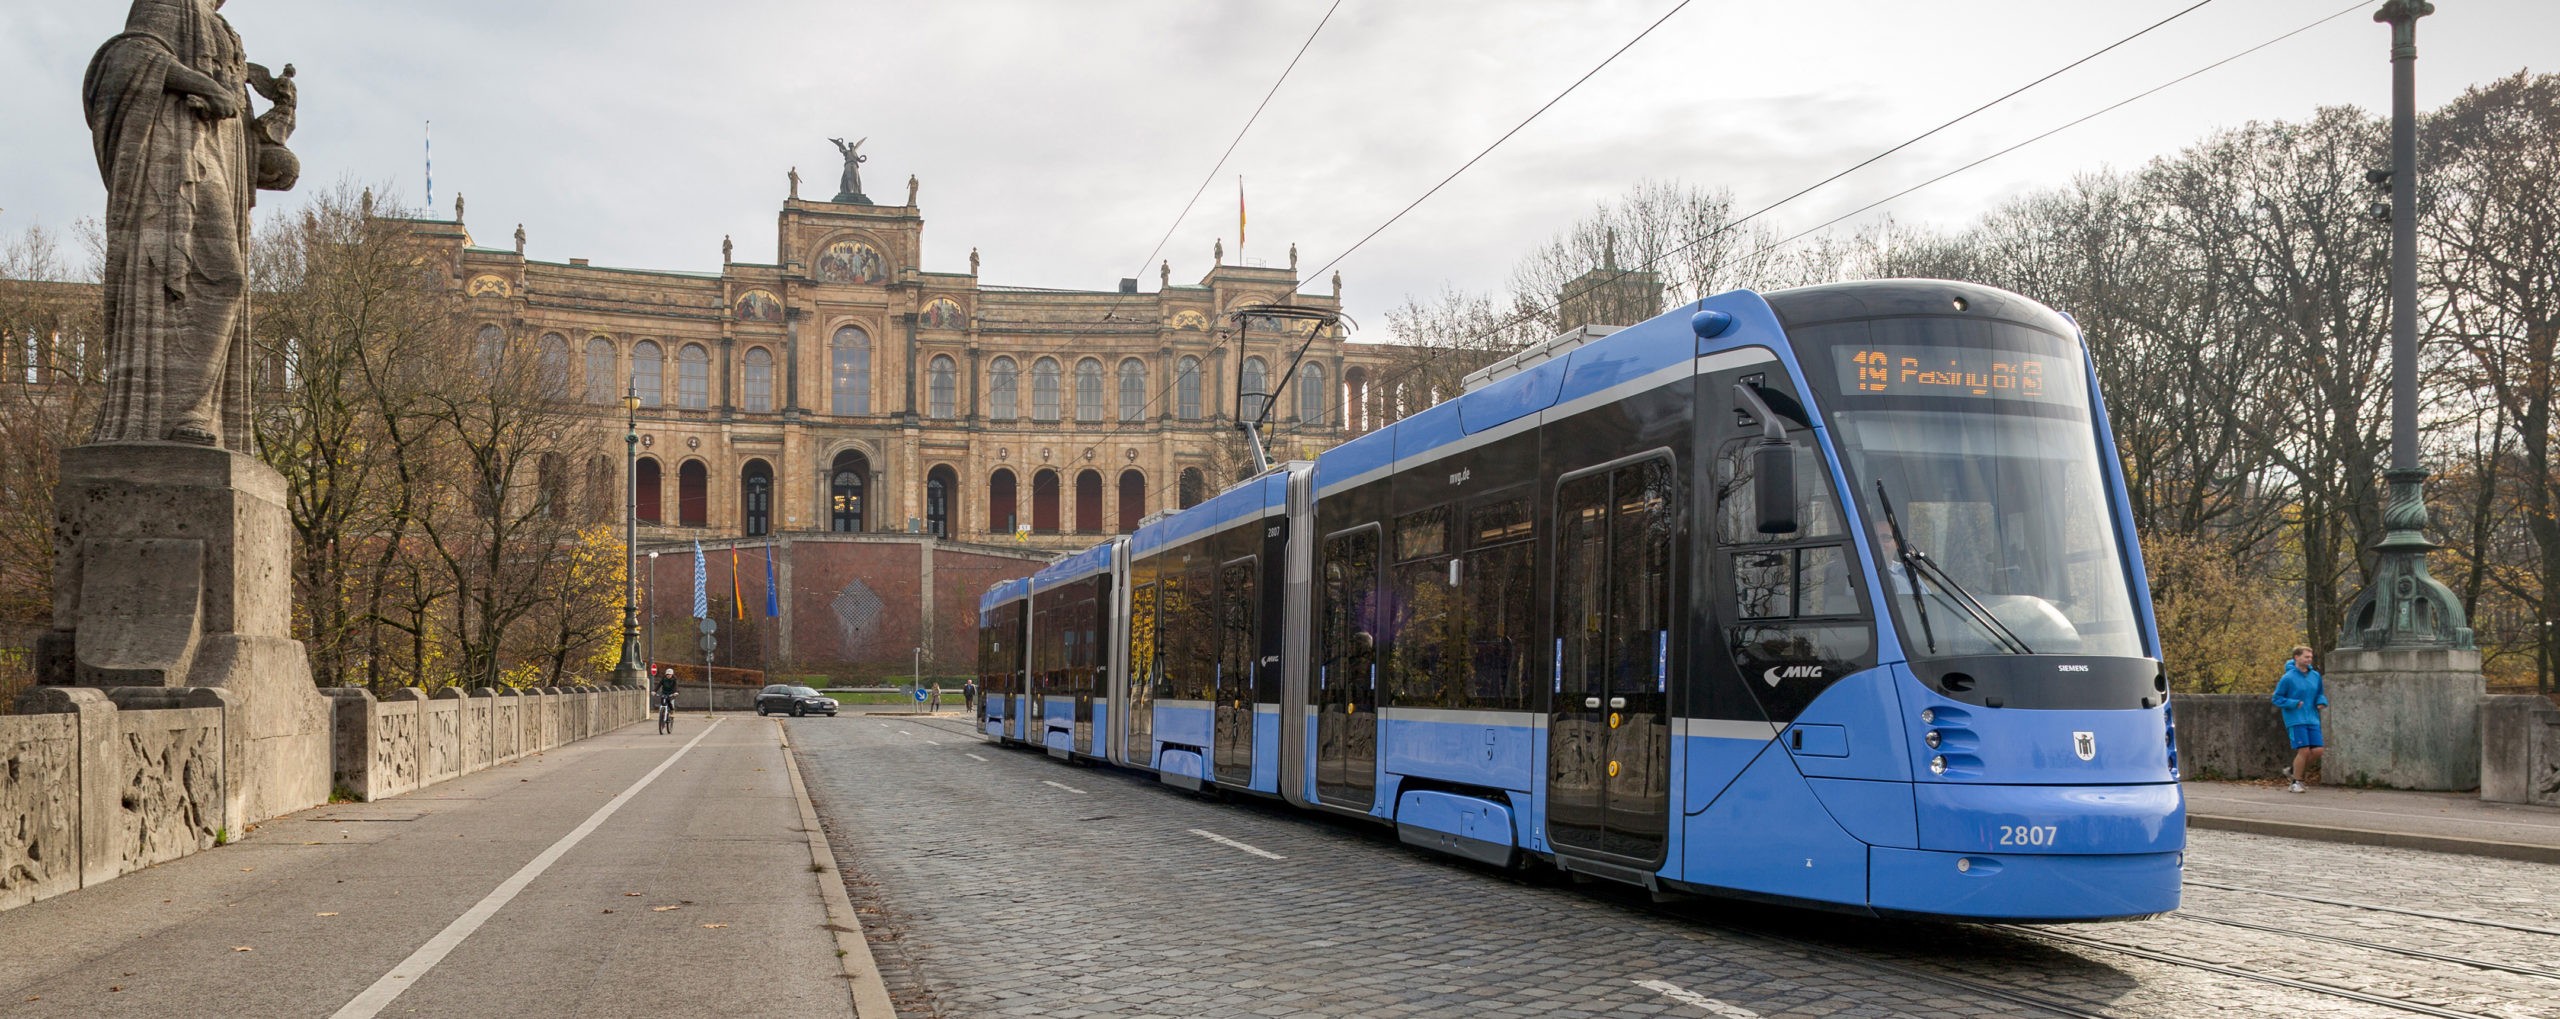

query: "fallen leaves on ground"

left=232, top=946, right=252, bottom=953
left=316, top=912, right=338, bottom=917
left=652, top=905, right=682, bottom=912
left=700, top=923, right=728, bottom=929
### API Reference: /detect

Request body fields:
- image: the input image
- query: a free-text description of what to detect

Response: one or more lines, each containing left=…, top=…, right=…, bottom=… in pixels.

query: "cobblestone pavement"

left=794, top=717, right=2557, bottom=1019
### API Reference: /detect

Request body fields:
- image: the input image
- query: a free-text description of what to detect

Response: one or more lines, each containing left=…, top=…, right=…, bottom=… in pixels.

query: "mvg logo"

left=1762, top=664, right=1822, bottom=687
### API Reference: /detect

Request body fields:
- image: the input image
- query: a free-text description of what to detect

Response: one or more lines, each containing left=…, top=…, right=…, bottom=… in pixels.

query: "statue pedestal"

left=36, top=442, right=330, bottom=823
left=2322, top=647, right=2484, bottom=791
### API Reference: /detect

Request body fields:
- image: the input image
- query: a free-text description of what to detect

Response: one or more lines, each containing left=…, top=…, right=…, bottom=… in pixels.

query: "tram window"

left=1390, top=555, right=1460, bottom=707
left=1734, top=545, right=1855, bottom=619
left=1735, top=551, right=1792, bottom=620
left=1470, top=495, right=1532, bottom=545
left=1178, top=565, right=1216, bottom=700
left=1396, top=506, right=1448, bottom=562
left=1219, top=559, right=1258, bottom=698
left=1716, top=439, right=1842, bottom=544
left=1129, top=582, right=1158, bottom=692
left=1462, top=538, right=1534, bottom=709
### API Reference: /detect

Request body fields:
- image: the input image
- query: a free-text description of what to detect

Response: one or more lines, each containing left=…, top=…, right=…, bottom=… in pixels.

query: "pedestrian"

left=963, top=678, right=978, bottom=712
left=2271, top=645, right=2327, bottom=793
left=928, top=682, right=944, bottom=712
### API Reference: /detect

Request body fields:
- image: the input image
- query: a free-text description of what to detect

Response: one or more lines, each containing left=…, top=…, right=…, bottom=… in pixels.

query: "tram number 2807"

left=1998, top=825, right=2061, bottom=847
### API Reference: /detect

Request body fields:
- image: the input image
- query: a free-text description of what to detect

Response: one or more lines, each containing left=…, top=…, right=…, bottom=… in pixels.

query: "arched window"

left=1176, top=356, right=1203, bottom=421
left=831, top=325, right=871, bottom=415
left=677, top=343, right=709, bottom=409
left=1343, top=366, right=1368, bottom=432
left=1074, top=359, right=1104, bottom=423
left=989, top=357, right=1018, bottom=421
left=743, top=347, right=774, bottom=413
left=1299, top=362, right=1326, bottom=424
left=1075, top=470, right=1103, bottom=534
left=741, top=459, right=773, bottom=537
left=1117, top=469, right=1145, bottom=533
left=631, top=341, right=662, bottom=407
left=928, top=355, right=956, bottom=419
left=536, top=453, right=566, bottom=520
left=585, top=338, right=616, bottom=404
left=635, top=457, right=662, bottom=523
left=1031, top=468, right=1060, bottom=532
left=989, top=468, right=1018, bottom=535
left=925, top=465, right=957, bottom=537
left=1239, top=356, right=1268, bottom=421
left=1030, top=358, right=1061, bottom=422
left=537, top=333, right=570, bottom=399
left=1119, top=359, right=1148, bottom=422
left=830, top=450, right=868, bottom=532
left=584, top=455, right=615, bottom=523
left=475, top=325, right=504, bottom=373
left=1178, top=468, right=1206, bottom=509
left=678, top=460, right=708, bottom=527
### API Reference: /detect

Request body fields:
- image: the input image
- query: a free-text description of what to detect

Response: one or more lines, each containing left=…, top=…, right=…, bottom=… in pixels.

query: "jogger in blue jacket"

left=2271, top=646, right=2327, bottom=792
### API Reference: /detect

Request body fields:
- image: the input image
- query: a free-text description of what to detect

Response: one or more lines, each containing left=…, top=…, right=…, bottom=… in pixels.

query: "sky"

left=3, top=0, right=2553, bottom=341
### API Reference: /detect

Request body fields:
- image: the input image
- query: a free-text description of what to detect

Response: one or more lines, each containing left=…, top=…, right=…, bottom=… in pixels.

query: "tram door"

left=1547, top=456, right=1676, bottom=861
left=1214, top=556, right=1258, bottom=781
left=1316, top=526, right=1381, bottom=809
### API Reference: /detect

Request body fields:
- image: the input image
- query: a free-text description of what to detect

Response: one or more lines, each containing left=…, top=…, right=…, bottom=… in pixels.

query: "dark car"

left=755, top=684, right=838, bottom=717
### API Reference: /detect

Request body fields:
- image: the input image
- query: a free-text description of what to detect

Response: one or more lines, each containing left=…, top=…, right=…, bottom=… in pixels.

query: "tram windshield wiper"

left=1872, top=482, right=2036, bottom=656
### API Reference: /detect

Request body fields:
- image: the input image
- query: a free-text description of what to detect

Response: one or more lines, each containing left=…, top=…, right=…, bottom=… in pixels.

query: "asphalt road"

left=793, top=714, right=2560, bottom=1019
left=0, top=715, right=863, bottom=1018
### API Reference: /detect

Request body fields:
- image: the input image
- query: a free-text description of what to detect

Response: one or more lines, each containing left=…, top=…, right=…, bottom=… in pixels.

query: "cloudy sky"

left=3, top=0, right=2551, bottom=339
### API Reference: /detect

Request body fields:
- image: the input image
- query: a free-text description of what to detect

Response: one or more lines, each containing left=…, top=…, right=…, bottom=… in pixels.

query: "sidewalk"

left=2184, top=779, right=2560, bottom=864
left=0, top=715, right=891, bottom=1018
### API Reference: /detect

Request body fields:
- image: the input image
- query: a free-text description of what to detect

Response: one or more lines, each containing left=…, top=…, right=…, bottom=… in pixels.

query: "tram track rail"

left=2001, top=925, right=2512, bottom=1019
left=2172, top=911, right=2560, bottom=982
left=2185, top=879, right=2560, bottom=939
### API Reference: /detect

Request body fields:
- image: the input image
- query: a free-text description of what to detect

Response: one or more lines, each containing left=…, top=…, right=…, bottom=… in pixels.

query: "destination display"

left=1833, top=345, right=2074, bottom=403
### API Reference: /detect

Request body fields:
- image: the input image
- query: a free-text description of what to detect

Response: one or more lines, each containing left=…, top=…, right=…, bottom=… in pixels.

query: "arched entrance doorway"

left=741, top=460, right=773, bottom=537
left=830, top=450, right=868, bottom=532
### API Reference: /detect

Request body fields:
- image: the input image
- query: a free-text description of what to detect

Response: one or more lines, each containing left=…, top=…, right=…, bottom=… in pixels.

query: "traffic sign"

left=698, top=635, right=716, bottom=654
left=697, top=619, right=716, bottom=635
left=912, top=688, right=928, bottom=702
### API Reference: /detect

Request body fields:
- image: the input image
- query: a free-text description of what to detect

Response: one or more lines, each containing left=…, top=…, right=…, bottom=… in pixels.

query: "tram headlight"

left=1925, top=730, right=1941, bottom=749
left=1920, top=708, right=1935, bottom=725
left=1929, top=755, right=1946, bottom=776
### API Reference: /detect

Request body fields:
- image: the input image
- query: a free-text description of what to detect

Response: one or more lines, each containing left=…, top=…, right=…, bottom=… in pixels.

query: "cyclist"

left=653, top=667, right=679, bottom=734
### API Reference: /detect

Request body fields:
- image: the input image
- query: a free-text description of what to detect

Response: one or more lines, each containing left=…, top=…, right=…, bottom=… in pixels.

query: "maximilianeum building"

left=421, top=174, right=1402, bottom=553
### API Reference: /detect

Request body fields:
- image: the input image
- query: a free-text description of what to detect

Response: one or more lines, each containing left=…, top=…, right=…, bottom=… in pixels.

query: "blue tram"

left=976, top=280, right=2182, bottom=922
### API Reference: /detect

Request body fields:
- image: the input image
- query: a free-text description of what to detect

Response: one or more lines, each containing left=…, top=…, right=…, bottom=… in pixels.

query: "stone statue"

left=514, top=223, right=525, bottom=255
left=968, top=247, right=980, bottom=276
left=788, top=165, right=800, bottom=200
left=722, top=234, right=733, bottom=264
left=453, top=192, right=464, bottom=223
left=1289, top=242, right=1298, bottom=271
left=829, top=136, right=867, bottom=201
left=1331, top=270, right=1342, bottom=299
left=243, top=60, right=295, bottom=189
left=84, top=0, right=299, bottom=448
left=43, top=0, right=333, bottom=823
left=1213, top=238, right=1224, bottom=264
left=1160, top=260, right=1171, bottom=288
left=906, top=173, right=918, bottom=206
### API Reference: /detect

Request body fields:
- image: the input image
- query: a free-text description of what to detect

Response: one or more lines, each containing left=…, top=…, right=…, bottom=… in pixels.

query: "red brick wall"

left=639, top=537, right=1043, bottom=685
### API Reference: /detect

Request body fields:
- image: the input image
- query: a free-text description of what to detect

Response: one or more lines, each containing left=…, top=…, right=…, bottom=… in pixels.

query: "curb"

left=778, top=721, right=901, bottom=1019
left=2187, top=812, right=2560, bottom=865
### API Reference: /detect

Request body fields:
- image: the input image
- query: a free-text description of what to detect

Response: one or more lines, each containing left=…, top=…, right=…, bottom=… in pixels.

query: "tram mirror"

left=1753, top=440, right=1799, bottom=534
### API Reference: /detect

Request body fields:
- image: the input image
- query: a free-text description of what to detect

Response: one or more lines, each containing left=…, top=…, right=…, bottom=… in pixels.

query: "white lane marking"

left=1634, top=980, right=1760, bottom=1018
left=1188, top=828, right=1285, bottom=860
left=1042, top=780, right=1087, bottom=795
left=923, top=740, right=941, bottom=746
left=332, top=720, right=724, bottom=1019
left=966, top=753, right=989, bottom=762
left=897, top=730, right=912, bottom=735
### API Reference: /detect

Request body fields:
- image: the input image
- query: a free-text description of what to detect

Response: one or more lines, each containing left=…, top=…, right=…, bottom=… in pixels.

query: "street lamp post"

left=2336, top=0, right=2469, bottom=653
left=2316, top=1, right=2482, bottom=794
left=612, top=384, right=647, bottom=685
left=647, top=550, right=662, bottom=685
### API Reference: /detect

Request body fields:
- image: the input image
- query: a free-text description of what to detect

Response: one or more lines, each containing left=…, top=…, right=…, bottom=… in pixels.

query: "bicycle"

left=656, top=694, right=674, bottom=735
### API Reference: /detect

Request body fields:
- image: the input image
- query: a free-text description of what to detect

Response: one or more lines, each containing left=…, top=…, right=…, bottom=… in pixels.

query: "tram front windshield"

left=1807, top=319, right=2143, bottom=661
